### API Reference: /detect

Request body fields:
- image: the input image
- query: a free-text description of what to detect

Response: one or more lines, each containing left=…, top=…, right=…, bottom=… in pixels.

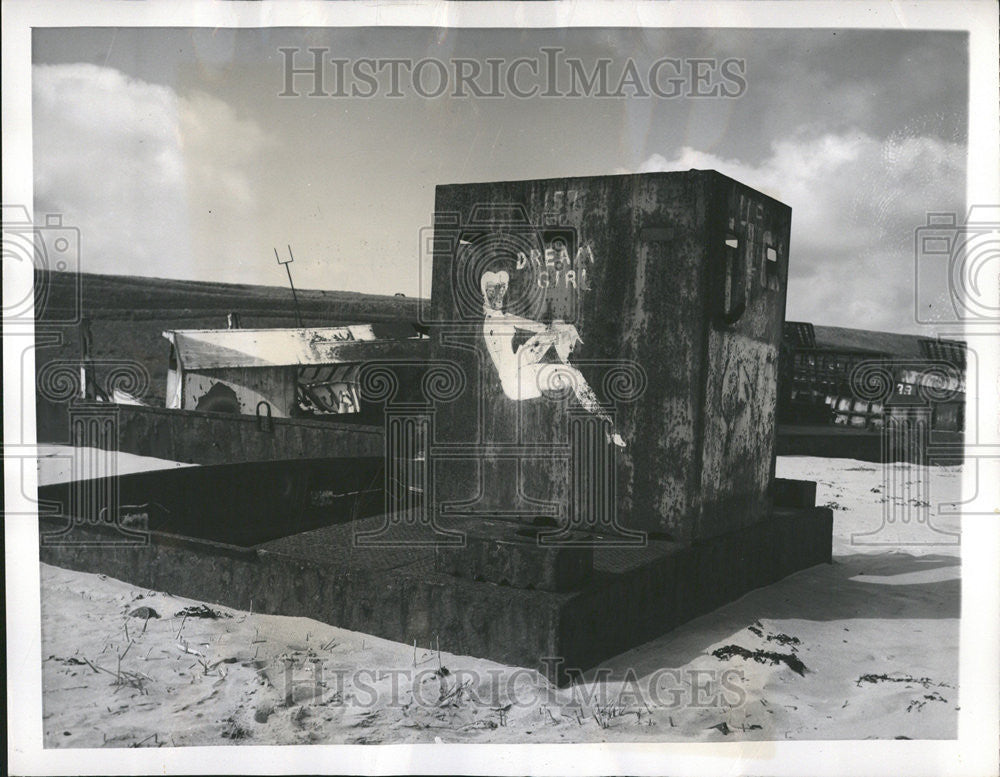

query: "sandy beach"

left=39, top=455, right=961, bottom=747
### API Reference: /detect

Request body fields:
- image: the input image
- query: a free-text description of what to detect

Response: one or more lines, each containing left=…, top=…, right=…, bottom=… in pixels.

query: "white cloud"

left=630, top=130, right=965, bottom=333
left=33, top=63, right=273, bottom=281
left=178, top=90, right=271, bottom=211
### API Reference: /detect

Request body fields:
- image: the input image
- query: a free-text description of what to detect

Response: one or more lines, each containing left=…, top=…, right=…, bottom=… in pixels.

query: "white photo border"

left=4, top=1, right=998, bottom=775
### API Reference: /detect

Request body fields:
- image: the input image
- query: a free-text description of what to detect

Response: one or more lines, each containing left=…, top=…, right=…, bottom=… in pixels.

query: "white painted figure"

left=480, top=270, right=626, bottom=448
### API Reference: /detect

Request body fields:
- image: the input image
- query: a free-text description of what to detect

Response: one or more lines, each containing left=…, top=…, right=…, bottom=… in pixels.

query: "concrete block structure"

left=426, top=170, right=792, bottom=542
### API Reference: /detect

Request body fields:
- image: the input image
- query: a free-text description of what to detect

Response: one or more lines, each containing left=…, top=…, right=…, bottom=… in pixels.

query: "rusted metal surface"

left=428, top=171, right=791, bottom=541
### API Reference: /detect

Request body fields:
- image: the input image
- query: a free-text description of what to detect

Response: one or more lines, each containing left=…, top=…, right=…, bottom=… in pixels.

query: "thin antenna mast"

left=274, top=245, right=304, bottom=328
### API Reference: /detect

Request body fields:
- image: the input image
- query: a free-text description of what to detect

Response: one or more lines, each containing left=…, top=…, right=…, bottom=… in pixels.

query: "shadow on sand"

left=589, top=551, right=959, bottom=680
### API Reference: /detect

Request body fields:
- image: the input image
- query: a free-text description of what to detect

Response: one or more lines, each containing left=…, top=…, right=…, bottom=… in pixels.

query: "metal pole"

left=275, top=246, right=304, bottom=328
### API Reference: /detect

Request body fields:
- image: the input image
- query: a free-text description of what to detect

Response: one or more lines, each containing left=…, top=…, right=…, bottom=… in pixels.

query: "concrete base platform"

left=433, top=517, right=595, bottom=592
left=39, top=507, right=832, bottom=684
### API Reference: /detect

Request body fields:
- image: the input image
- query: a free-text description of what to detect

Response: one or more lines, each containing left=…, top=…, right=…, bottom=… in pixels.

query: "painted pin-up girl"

left=480, top=270, right=626, bottom=448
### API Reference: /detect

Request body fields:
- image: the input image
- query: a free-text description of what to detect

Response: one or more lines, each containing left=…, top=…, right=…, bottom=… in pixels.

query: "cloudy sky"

left=32, top=27, right=967, bottom=334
